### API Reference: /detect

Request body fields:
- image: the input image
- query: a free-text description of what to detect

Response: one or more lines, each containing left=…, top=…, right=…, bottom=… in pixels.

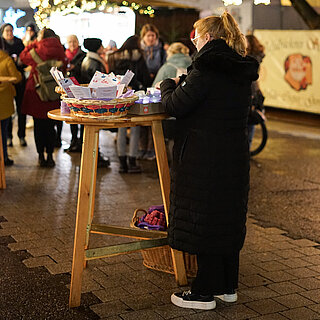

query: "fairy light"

left=29, top=0, right=155, bottom=28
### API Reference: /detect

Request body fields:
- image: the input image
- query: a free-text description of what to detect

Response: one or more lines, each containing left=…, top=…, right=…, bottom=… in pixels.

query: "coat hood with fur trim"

left=193, top=39, right=259, bottom=82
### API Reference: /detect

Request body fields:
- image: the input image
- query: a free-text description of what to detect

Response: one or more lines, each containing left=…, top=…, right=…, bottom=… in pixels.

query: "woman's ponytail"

left=221, top=11, right=246, bottom=57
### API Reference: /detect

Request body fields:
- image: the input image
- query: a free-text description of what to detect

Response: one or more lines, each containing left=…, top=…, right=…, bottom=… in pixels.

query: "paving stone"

left=11, top=232, right=41, bottom=242
left=45, top=262, right=72, bottom=275
left=123, top=280, right=161, bottom=295
left=302, top=255, right=320, bottom=265
left=93, top=287, right=130, bottom=303
left=279, top=258, right=313, bottom=268
left=255, top=261, right=288, bottom=272
left=239, top=274, right=272, bottom=287
left=216, top=304, right=258, bottom=319
left=251, top=314, right=289, bottom=320
left=267, top=281, right=306, bottom=295
left=292, top=277, right=320, bottom=290
left=154, top=303, right=196, bottom=319
left=251, top=252, right=282, bottom=262
left=120, top=293, right=163, bottom=310
left=240, top=286, right=279, bottom=300
left=245, top=298, right=288, bottom=315
left=307, top=303, right=320, bottom=314
left=280, top=307, right=320, bottom=320
left=300, top=289, right=320, bottom=303
left=239, top=264, right=266, bottom=276
left=184, top=311, right=227, bottom=319
left=90, top=300, right=132, bottom=318
left=263, top=228, right=287, bottom=235
left=285, top=267, right=320, bottom=278
left=273, top=249, right=305, bottom=259
left=22, top=256, right=56, bottom=268
left=27, top=247, right=60, bottom=257
left=270, top=242, right=296, bottom=250
left=258, top=270, right=297, bottom=282
left=289, top=239, right=320, bottom=247
left=120, top=309, right=164, bottom=320
left=294, top=247, right=320, bottom=256
left=8, top=240, right=37, bottom=251
left=273, top=293, right=314, bottom=308
left=264, top=234, right=291, bottom=242
left=98, top=263, right=135, bottom=276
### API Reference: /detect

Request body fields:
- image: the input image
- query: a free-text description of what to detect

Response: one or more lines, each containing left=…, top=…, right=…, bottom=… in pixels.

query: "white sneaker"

left=214, top=292, right=238, bottom=303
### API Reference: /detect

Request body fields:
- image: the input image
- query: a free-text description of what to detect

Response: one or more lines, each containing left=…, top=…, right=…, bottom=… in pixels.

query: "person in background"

left=81, top=38, right=107, bottom=83
left=108, top=35, right=151, bottom=173
left=65, top=34, right=86, bottom=152
left=160, top=12, right=259, bottom=310
left=139, top=23, right=165, bottom=161
left=20, top=28, right=66, bottom=168
left=246, top=34, right=265, bottom=147
left=22, top=24, right=37, bottom=46
left=0, top=23, right=27, bottom=147
left=81, top=38, right=110, bottom=168
left=103, top=39, right=117, bottom=73
left=153, top=42, right=191, bottom=85
left=153, top=42, right=192, bottom=164
left=0, top=42, right=22, bottom=166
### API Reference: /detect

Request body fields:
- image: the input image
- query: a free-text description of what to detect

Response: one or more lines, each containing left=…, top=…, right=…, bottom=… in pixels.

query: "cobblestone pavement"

left=1, top=118, right=320, bottom=319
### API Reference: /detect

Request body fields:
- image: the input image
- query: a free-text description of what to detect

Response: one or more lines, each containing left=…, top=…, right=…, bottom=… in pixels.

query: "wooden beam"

left=90, top=223, right=167, bottom=239
left=85, top=237, right=168, bottom=260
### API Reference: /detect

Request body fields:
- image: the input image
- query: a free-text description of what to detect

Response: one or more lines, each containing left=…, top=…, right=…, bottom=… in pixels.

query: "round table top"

left=48, top=109, right=169, bottom=127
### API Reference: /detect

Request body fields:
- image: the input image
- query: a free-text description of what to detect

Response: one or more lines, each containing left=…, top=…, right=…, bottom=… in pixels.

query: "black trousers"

left=33, top=118, right=55, bottom=154
left=8, top=82, right=26, bottom=139
left=70, top=124, right=84, bottom=141
left=191, top=252, right=240, bottom=296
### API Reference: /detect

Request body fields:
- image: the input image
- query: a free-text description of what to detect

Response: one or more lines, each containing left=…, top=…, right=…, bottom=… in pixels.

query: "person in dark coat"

left=81, top=38, right=107, bottom=83
left=80, top=38, right=110, bottom=168
left=160, top=12, right=259, bottom=310
left=0, top=23, right=27, bottom=147
left=107, top=35, right=151, bottom=173
left=65, top=34, right=86, bottom=152
left=20, top=28, right=67, bottom=167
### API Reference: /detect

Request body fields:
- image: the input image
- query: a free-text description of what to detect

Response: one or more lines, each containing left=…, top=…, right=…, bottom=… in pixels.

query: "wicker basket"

left=61, top=95, right=138, bottom=119
left=131, top=209, right=197, bottom=277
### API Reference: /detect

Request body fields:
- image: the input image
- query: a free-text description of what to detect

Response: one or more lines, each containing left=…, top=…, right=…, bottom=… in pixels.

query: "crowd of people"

left=0, top=22, right=196, bottom=169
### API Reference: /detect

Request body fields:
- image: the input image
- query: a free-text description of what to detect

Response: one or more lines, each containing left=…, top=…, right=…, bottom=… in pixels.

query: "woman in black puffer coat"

left=160, top=12, right=259, bottom=310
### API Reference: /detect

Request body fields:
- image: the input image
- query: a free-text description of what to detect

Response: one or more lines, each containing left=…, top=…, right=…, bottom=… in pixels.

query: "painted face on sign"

left=284, top=54, right=312, bottom=91
left=288, top=55, right=305, bottom=82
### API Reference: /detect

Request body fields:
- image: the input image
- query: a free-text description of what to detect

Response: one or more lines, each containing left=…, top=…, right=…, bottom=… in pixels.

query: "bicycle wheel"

left=250, top=115, right=268, bottom=157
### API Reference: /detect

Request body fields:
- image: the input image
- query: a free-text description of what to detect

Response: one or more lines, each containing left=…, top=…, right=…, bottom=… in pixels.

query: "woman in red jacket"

left=20, top=28, right=66, bottom=167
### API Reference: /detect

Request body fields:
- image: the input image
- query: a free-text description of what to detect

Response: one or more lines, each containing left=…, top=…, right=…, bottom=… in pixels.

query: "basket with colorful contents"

left=61, top=95, right=138, bottom=119
left=131, top=206, right=197, bottom=277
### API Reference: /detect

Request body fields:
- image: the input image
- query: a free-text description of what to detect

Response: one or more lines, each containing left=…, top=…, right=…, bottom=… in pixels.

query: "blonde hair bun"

left=167, top=42, right=189, bottom=58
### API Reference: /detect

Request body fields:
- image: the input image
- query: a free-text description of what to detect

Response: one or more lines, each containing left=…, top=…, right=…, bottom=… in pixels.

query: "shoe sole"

left=171, top=294, right=216, bottom=310
left=214, top=293, right=238, bottom=303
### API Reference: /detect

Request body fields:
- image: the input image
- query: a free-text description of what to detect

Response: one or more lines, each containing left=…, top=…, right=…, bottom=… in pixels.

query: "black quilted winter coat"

left=160, top=39, right=259, bottom=255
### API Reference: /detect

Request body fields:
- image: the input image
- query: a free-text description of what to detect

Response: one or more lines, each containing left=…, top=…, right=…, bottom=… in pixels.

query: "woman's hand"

left=154, top=81, right=162, bottom=89
left=171, top=77, right=180, bottom=85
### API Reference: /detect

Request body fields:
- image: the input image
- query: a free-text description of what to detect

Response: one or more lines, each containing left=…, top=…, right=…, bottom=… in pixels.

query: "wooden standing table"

left=48, top=109, right=187, bottom=307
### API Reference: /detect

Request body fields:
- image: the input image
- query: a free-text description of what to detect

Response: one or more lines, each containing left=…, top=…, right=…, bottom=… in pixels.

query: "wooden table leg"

left=0, top=122, right=6, bottom=189
left=151, top=120, right=187, bottom=286
left=69, top=126, right=99, bottom=308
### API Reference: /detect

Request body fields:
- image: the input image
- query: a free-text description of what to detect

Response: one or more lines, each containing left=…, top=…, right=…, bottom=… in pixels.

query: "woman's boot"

left=46, top=153, right=55, bottom=168
left=128, top=157, right=141, bottom=173
left=119, top=156, right=128, bottom=173
left=38, top=153, right=46, bottom=167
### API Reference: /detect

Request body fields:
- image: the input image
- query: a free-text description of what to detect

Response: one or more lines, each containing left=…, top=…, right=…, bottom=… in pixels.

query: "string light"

left=29, top=0, right=155, bottom=28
